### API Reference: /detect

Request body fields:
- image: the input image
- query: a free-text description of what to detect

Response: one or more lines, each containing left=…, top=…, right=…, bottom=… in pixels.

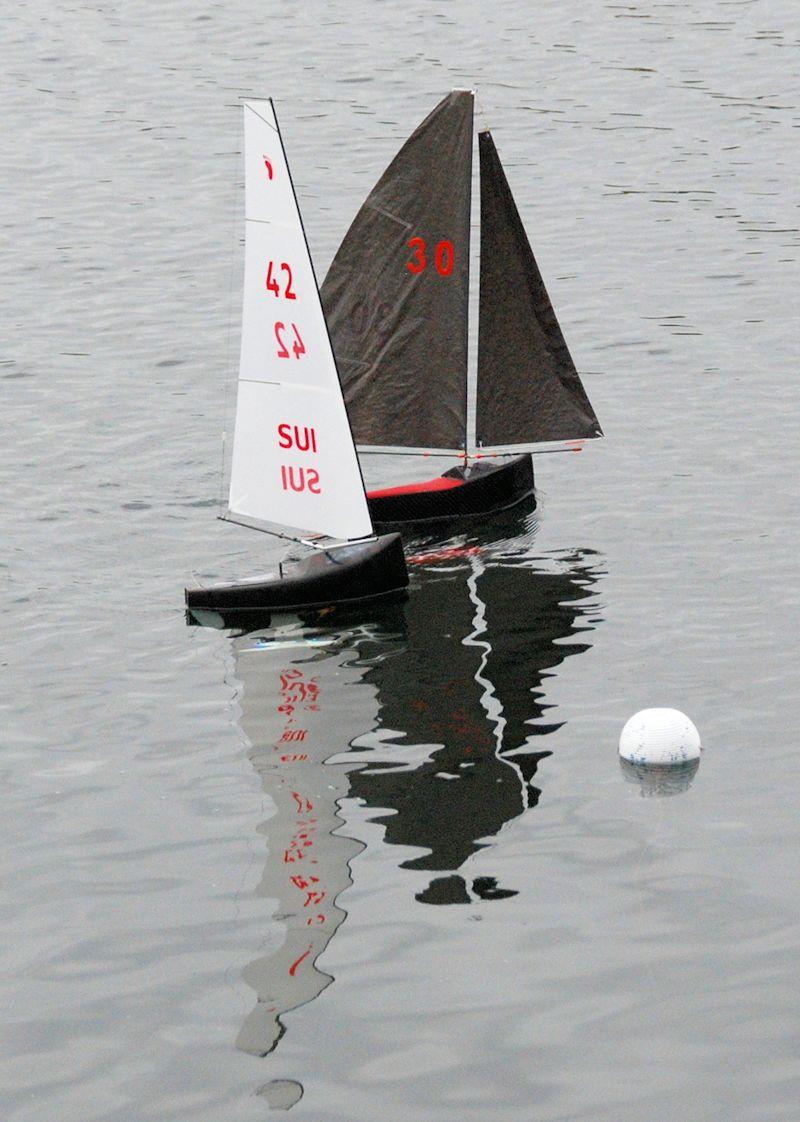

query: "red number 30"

left=406, top=237, right=454, bottom=276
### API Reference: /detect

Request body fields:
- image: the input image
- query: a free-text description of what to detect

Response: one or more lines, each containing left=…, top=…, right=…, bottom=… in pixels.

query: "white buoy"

left=619, top=708, right=701, bottom=766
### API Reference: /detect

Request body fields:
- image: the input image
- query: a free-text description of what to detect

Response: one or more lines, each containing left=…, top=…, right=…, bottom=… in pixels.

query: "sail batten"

left=469, top=441, right=586, bottom=458
left=475, top=130, right=602, bottom=447
left=228, top=99, right=374, bottom=543
left=321, top=91, right=474, bottom=451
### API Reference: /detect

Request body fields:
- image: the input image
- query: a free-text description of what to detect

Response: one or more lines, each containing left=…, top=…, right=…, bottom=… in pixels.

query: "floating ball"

left=619, top=708, right=701, bottom=765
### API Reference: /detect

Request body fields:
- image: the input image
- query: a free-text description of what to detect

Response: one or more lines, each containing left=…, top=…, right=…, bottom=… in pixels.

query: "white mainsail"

left=227, top=100, right=373, bottom=542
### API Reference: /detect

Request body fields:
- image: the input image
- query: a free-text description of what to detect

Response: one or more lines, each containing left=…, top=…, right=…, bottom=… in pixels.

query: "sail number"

left=277, top=423, right=321, bottom=496
left=275, top=322, right=306, bottom=359
left=406, top=237, right=455, bottom=276
left=265, top=260, right=297, bottom=299
left=350, top=296, right=393, bottom=345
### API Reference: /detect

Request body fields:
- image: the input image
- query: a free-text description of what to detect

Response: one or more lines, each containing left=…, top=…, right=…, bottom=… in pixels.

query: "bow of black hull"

left=185, top=532, right=408, bottom=618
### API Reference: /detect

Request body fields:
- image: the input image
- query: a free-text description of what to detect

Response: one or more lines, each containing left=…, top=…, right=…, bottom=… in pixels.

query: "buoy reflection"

left=619, top=756, right=700, bottom=798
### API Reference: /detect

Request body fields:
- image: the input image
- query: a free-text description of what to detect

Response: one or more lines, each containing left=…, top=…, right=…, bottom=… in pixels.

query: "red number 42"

left=266, top=260, right=297, bottom=299
left=275, top=322, right=305, bottom=359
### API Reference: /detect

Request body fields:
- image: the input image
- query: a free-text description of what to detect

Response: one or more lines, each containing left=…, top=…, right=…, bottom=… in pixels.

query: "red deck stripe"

left=367, top=476, right=465, bottom=499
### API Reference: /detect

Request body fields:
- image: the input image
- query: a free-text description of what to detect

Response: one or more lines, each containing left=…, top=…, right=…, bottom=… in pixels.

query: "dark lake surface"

left=2, top=2, right=799, bottom=1118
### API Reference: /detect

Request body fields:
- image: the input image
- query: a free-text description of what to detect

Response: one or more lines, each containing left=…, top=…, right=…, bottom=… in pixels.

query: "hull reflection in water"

left=225, top=509, right=602, bottom=1055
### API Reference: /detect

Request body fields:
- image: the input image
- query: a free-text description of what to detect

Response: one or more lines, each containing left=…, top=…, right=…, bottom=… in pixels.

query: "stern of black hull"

left=367, top=454, right=534, bottom=530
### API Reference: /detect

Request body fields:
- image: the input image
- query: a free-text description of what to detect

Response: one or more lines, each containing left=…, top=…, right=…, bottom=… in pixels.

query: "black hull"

left=185, top=533, right=408, bottom=616
left=367, top=454, right=534, bottom=530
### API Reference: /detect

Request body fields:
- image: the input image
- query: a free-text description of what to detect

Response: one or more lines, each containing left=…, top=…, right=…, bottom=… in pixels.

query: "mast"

left=474, top=130, right=602, bottom=451
left=226, top=100, right=374, bottom=542
left=320, top=91, right=474, bottom=454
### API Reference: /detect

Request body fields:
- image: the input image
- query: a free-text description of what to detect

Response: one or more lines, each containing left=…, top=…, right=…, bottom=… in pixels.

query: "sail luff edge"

left=269, top=98, right=375, bottom=537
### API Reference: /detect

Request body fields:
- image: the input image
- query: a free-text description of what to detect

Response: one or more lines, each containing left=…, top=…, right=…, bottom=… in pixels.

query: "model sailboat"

left=320, top=90, right=603, bottom=528
left=185, top=100, right=408, bottom=615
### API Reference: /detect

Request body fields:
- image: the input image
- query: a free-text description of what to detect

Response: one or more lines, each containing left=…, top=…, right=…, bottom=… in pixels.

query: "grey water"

left=2, top=1, right=799, bottom=1118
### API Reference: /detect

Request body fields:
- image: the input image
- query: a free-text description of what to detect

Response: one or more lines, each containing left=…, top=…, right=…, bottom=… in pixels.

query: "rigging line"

left=242, top=99, right=279, bottom=134
left=220, top=116, right=242, bottom=515
left=217, top=514, right=306, bottom=545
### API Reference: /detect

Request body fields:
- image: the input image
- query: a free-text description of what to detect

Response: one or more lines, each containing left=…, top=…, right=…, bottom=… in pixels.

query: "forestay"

left=228, top=100, right=373, bottom=542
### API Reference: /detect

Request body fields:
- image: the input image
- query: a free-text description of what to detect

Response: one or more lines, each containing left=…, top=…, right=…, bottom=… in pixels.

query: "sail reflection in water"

left=349, top=532, right=602, bottom=905
left=230, top=622, right=398, bottom=1057
left=226, top=518, right=602, bottom=1053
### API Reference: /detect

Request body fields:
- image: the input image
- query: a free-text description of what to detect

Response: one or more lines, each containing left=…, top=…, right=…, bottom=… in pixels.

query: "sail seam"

left=237, top=378, right=347, bottom=396
left=366, top=204, right=412, bottom=231
left=245, top=217, right=303, bottom=229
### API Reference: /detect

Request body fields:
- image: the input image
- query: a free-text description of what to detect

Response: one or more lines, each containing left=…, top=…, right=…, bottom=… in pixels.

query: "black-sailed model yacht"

left=320, top=90, right=603, bottom=530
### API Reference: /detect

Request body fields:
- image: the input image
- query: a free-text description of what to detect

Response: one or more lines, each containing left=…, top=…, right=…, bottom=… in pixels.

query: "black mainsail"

left=321, top=93, right=602, bottom=466
left=320, top=91, right=473, bottom=452
left=475, top=130, right=602, bottom=448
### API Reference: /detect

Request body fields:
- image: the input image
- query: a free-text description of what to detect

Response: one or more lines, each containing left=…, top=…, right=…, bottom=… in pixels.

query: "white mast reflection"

left=464, top=553, right=530, bottom=812
left=230, top=625, right=387, bottom=1057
